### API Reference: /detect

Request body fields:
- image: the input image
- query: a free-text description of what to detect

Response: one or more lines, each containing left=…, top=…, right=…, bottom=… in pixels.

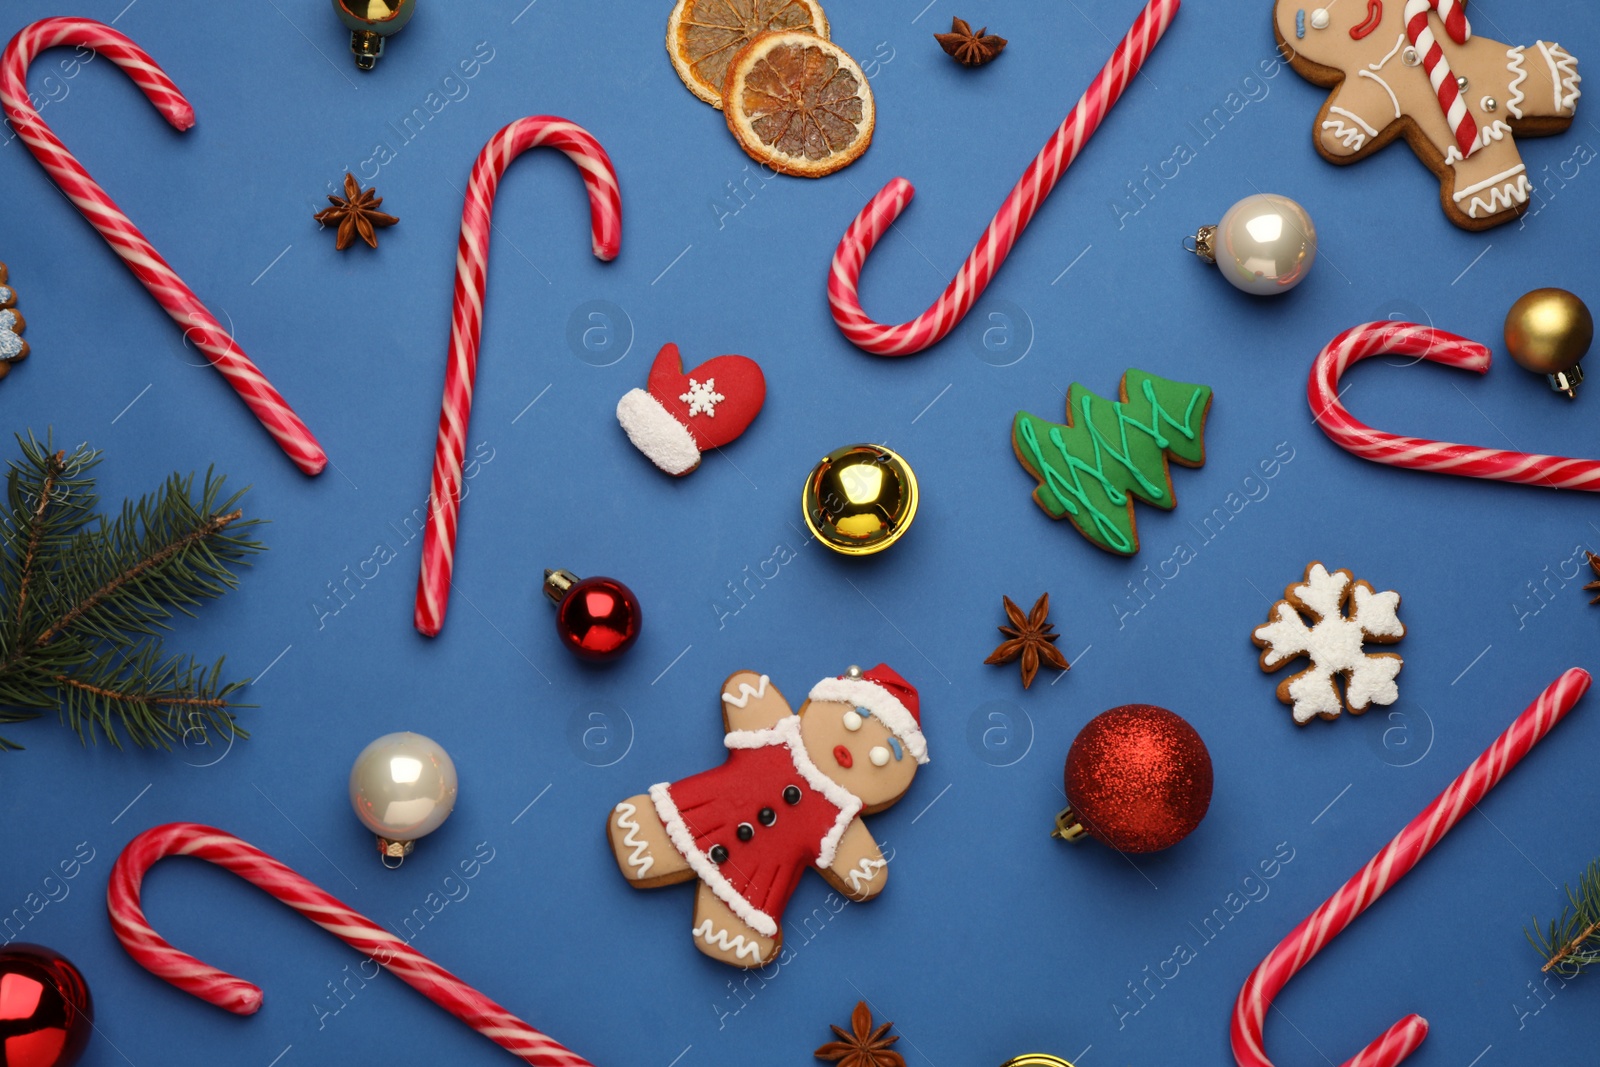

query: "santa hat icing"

left=808, top=664, right=928, bottom=764
left=616, top=343, right=766, bottom=476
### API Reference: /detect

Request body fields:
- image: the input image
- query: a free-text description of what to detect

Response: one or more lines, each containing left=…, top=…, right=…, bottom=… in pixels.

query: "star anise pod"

left=815, top=1001, right=905, bottom=1067
left=935, top=17, right=1007, bottom=67
left=984, top=593, right=1070, bottom=688
left=314, top=173, right=399, bottom=251
left=1586, top=552, right=1600, bottom=604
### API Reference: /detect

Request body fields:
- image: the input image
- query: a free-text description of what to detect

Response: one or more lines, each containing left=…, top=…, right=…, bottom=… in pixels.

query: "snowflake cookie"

left=0, top=262, right=27, bottom=380
left=1252, top=562, right=1404, bottom=724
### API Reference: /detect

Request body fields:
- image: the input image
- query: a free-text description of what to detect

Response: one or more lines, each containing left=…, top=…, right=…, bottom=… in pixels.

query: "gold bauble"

left=998, top=1057, right=1076, bottom=1067
left=802, top=444, right=919, bottom=556
left=1505, top=288, right=1593, bottom=375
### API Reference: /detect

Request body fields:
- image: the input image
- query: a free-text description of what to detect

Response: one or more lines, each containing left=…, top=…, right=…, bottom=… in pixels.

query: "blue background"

left=2, top=0, right=1598, bottom=1065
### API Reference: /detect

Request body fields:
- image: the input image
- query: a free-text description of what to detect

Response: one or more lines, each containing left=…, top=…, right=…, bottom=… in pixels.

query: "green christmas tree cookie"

left=1011, top=369, right=1212, bottom=555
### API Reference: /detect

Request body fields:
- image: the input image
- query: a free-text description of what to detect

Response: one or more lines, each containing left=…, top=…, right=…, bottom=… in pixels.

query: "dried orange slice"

left=666, top=0, right=829, bottom=110
left=723, top=30, right=874, bottom=178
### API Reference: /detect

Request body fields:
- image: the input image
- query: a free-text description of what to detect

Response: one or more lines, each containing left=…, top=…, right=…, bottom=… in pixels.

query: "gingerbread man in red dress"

left=606, top=664, right=927, bottom=967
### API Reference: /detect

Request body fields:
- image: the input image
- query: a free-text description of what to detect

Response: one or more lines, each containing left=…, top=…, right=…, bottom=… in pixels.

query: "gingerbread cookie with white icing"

left=606, top=664, right=927, bottom=968
left=1275, top=1, right=1579, bottom=230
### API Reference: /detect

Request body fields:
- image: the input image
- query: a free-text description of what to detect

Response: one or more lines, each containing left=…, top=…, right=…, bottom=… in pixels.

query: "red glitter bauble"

left=0, top=944, right=93, bottom=1067
left=1060, top=704, right=1212, bottom=853
left=554, top=575, right=641, bottom=662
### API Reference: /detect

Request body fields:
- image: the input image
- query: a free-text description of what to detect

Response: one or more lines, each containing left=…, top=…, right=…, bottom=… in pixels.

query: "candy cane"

left=1404, top=0, right=1479, bottom=158
left=1232, top=667, right=1590, bottom=1067
left=109, top=823, right=594, bottom=1066
left=415, top=116, right=621, bottom=637
left=1310, top=320, right=1600, bottom=490
left=0, top=18, right=326, bottom=476
left=826, top=0, right=1180, bottom=357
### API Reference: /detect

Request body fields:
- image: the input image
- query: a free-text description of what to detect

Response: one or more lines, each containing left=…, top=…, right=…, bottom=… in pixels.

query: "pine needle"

left=0, top=430, right=265, bottom=751
left=1527, top=858, right=1600, bottom=977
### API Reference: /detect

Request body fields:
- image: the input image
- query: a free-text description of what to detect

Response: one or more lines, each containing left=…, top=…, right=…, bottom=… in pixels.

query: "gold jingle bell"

left=998, top=1057, right=1076, bottom=1067
left=1504, top=288, right=1593, bottom=399
left=802, top=444, right=919, bottom=556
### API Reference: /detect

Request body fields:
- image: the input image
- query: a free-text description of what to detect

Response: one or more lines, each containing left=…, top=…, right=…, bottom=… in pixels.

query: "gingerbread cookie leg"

left=691, top=881, right=779, bottom=968
left=608, top=796, right=693, bottom=887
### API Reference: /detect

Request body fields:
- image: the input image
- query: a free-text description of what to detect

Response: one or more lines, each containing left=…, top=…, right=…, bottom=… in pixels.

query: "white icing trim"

left=616, top=388, right=700, bottom=475
left=1443, top=145, right=1464, bottom=165
left=1328, top=105, right=1379, bottom=137
left=843, top=856, right=886, bottom=893
left=721, top=674, right=770, bottom=708
left=726, top=717, right=864, bottom=865
left=1454, top=163, right=1527, bottom=200
left=1477, top=120, right=1513, bottom=147
left=613, top=802, right=654, bottom=879
left=1467, top=174, right=1532, bottom=218
left=806, top=677, right=929, bottom=764
left=649, top=782, right=779, bottom=937
left=1357, top=71, right=1402, bottom=120
left=1505, top=46, right=1528, bottom=119
left=1370, top=33, right=1407, bottom=71
left=1321, top=119, right=1366, bottom=151
left=1537, top=41, right=1581, bottom=112
left=693, top=918, right=763, bottom=962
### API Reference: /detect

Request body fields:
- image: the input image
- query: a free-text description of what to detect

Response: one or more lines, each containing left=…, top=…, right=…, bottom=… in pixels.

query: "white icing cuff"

left=617, top=388, right=700, bottom=475
left=807, top=677, right=928, bottom=764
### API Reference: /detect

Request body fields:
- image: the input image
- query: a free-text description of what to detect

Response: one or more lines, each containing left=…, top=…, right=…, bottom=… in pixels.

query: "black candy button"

left=709, top=845, right=729, bottom=864
left=783, top=785, right=802, bottom=805
left=737, top=822, right=754, bottom=841
left=758, top=807, right=776, bottom=826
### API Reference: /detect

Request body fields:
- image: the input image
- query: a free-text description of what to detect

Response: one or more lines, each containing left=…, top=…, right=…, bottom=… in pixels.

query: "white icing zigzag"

left=694, top=918, right=763, bottom=962
left=1505, top=46, right=1528, bottom=119
left=1465, top=174, right=1533, bottom=219
left=721, top=674, right=770, bottom=708
left=1542, top=41, right=1581, bottom=112
left=842, top=856, right=887, bottom=893
left=1321, top=118, right=1367, bottom=151
left=613, top=802, right=654, bottom=878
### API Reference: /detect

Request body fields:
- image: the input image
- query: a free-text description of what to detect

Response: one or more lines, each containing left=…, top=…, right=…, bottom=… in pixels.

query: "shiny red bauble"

left=543, top=569, right=641, bottom=662
left=0, top=944, right=92, bottom=1067
left=1058, top=704, right=1213, bottom=854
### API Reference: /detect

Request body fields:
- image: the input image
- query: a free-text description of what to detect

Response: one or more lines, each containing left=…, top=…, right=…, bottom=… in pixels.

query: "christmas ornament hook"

left=109, top=823, right=595, bottom=1065
left=1231, top=668, right=1590, bottom=1067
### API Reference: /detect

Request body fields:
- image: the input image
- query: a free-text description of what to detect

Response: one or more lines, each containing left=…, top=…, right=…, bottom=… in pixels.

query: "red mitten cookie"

left=616, top=343, right=766, bottom=475
left=1275, top=1, right=1579, bottom=230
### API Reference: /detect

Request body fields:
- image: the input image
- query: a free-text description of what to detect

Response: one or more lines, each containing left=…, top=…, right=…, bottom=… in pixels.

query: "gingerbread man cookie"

left=606, top=664, right=927, bottom=968
left=1275, top=1, right=1580, bottom=230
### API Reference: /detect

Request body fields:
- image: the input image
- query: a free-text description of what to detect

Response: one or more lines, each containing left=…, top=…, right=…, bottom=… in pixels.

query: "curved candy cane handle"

left=415, top=116, right=622, bottom=637
left=1310, top=321, right=1600, bottom=490
left=826, top=0, right=1180, bottom=357
left=1231, top=668, right=1590, bottom=1067
left=109, top=823, right=595, bottom=1066
left=0, top=18, right=327, bottom=476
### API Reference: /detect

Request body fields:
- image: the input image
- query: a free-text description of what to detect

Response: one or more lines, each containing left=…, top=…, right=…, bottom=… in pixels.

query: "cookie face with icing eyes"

left=1277, top=1, right=1390, bottom=65
left=798, top=699, right=919, bottom=810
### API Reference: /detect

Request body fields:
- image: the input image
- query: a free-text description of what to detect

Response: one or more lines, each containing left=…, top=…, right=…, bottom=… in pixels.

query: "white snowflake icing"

left=1252, top=562, right=1404, bottom=724
left=0, top=310, right=23, bottom=362
left=679, top=377, right=724, bottom=418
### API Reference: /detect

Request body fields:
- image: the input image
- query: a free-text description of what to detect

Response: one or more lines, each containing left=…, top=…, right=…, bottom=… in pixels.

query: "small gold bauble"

left=1505, top=288, right=1593, bottom=398
left=802, top=443, right=919, bottom=556
left=997, top=1056, right=1076, bottom=1067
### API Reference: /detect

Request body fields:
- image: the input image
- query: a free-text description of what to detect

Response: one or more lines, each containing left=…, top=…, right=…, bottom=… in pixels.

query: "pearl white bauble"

left=349, top=732, right=458, bottom=850
left=1214, top=194, right=1317, bottom=296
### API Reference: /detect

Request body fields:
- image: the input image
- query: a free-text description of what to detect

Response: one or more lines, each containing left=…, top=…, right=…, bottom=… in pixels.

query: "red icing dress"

left=648, top=717, right=861, bottom=937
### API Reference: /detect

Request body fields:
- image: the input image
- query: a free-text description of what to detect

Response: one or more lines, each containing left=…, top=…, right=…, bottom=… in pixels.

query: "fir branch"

left=1527, top=858, right=1600, bottom=977
left=0, top=433, right=264, bottom=751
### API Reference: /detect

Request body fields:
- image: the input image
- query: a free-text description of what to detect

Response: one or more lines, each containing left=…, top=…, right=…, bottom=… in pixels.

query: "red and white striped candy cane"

left=0, top=18, right=327, bottom=476
left=415, top=117, right=621, bottom=637
left=1404, top=0, right=1479, bottom=158
left=827, top=0, right=1179, bottom=357
left=109, top=823, right=595, bottom=1066
left=1232, top=667, right=1590, bottom=1067
left=1310, top=320, right=1600, bottom=490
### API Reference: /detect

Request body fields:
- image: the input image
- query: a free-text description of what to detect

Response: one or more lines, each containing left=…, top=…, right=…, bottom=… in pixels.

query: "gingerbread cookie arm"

left=1312, top=69, right=1408, bottom=161
left=719, top=671, right=792, bottom=733
left=820, top=818, right=889, bottom=902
